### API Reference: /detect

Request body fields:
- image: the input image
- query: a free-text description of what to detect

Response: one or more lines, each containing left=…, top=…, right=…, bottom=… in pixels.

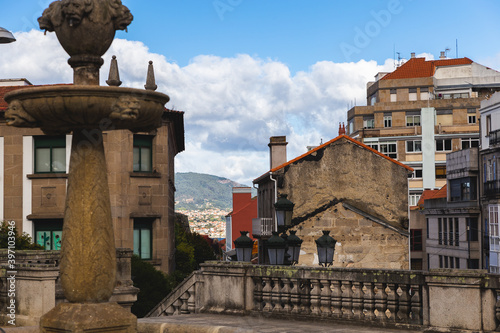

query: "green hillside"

left=175, top=172, right=252, bottom=210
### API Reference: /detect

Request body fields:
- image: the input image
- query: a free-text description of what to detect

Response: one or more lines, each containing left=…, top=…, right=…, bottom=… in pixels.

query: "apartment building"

left=0, top=79, right=185, bottom=273
left=347, top=54, right=500, bottom=206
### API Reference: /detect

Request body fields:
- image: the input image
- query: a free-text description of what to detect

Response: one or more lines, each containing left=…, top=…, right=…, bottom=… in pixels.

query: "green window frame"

left=133, top=219, right=153, bottom=259
left=34, top=219, right=63, bottom=250
left=34, top=136, right=66, bottom=173
left=133, top=135, right=153, bottom=172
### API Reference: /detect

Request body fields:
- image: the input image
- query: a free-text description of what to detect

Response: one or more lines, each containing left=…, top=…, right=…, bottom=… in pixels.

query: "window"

left=369, top=94, right=377, bottom=106
left=461, top=138, right=479, bottom=149
left=489, top=205, right=500, bottom=272
left=34, top=220, right=63, bottom=250
left=406, top=140, right=422, bottom=153
left=436, top=139, right=452, bottom=152
left=487, top=115, right=492, bottom=136
left=420, top=87, right=429, bottom=100
left=435, top=165, right=446, bottom=179
left=438, top=218, right=442, bottom=245
left=348, top=120, right=354, bottom=134
left=406, top=115, right=421, bottom=126
left=467, top=217, right=479, bottom=242
left=443, top=217, right=448, bottom=245
left=409, top=169, right=423, bottom=179
left=133, top=135, right=153, bottom=172
left=410, top=229, right=422, bottom=251
left=468, top=259, right=479, bottom=269
left=133, top=219, right=153, bottom=259
left=409, top=88, right=417, bottom=101
left=409, top=193, right=421, bottom=206
left=379, top=142, right=397, bottom=159
left=34, top=136, right=66, bottom=173
left=363, top=117, right=375, bottom=129
left=468, top=115, right=477, bottom=124
left=450, top=177, right=477, bottom=201
left=384, top=115, right=392, bottom=128
left=390, top=89, right=397, bottom=102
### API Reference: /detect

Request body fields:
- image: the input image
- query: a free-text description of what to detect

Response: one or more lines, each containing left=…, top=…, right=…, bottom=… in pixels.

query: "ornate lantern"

left=233, top=231, right=253, bottom=262
left=274, top=194, right=294, bottom=229
left=267, top=231, right=286, bottom=265
left=315, top=230, right=337, bottom=267
left=286, top=230, right=303, bottom=265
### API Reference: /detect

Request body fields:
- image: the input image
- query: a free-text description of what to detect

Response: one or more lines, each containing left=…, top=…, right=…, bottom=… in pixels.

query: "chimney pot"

left=411, top=52, right=415, bottom=58
left=440, top=51, right=446, bottom=59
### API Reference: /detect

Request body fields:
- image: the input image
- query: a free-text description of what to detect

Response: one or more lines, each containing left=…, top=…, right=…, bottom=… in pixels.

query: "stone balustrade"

left=0, top=248, right=139, bottom=326
left=147, top=261, right=500, bottom=332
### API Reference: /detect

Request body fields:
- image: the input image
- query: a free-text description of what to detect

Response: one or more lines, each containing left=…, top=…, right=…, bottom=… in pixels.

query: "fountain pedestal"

left=4, top=0, right=170, bottom=331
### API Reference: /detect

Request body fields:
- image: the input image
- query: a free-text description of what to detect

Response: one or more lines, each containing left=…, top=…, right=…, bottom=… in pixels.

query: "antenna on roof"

left=445, top=47, right=450, bottom=58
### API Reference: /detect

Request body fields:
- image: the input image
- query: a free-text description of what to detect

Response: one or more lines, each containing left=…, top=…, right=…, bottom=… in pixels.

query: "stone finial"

left=106, top=55, right=122, bottom=86
left=144, top=60, right=158, bottom=91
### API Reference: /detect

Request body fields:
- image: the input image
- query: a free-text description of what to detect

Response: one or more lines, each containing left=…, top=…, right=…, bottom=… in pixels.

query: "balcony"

left=484, top=180, right=500, bottom=198
left=489, top=129, right=500, bottom=146
left=252, top=218, right=273, bottom=237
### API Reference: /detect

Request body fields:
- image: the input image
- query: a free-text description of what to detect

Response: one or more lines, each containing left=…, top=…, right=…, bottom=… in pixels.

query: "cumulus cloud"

left=1, top=30, right=395, bottom=185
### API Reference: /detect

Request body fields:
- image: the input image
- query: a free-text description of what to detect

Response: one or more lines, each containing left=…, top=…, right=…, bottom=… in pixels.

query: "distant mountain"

left=175, top=172, right=252, bottom=210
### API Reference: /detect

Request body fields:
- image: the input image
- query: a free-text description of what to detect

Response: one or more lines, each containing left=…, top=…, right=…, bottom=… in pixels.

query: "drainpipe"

left=270, top=172, right=278, bottom=232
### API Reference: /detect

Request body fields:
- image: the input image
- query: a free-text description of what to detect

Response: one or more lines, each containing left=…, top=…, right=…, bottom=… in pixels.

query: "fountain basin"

left=4, top=85, right=169, bottom=134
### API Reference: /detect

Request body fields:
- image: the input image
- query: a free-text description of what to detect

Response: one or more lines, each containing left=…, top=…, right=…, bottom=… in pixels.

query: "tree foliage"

left=0, top=221, right=44, bottom=250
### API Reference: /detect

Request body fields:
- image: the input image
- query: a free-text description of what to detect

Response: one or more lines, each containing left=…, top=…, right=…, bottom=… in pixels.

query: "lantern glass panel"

left=287, top=245, right=300, bottom=263
left=276, top=210, right=285, bottom=226
left=317, top=246, right=327, bottom=264
left=268, top=247, right=285, bottom=265
left=326, top=247, right=334, bottom=263
left=236, top=247, right=252, bottom=262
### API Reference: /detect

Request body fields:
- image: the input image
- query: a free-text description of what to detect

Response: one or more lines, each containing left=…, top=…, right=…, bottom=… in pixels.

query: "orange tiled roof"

left=431, top=184, right=447, bottom=199
left=254, top=135, right=413, bottom=183
left=381, top=57, right=473, bottom=80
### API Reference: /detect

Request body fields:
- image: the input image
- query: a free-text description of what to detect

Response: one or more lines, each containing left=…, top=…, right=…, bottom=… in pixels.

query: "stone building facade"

left=253, top=135, right=412, bottom=269
left=0, top=79, right=184, bottom=273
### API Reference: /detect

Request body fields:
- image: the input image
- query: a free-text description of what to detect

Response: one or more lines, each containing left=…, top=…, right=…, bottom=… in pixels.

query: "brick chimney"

left=269, top=136, right=287, bottom=170
left=232, top=187, right=252, bottom=213
left=440, top=51, right=446, bottom=59
left=338, top=122, right=346, bottom=136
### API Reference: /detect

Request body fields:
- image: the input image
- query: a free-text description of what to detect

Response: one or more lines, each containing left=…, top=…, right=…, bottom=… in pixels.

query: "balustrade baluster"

left=374, top=282, right=387, bottom=322
left=271, top=278, right=282, bottom=313
left=397, top=284, right=410, bottom=323
left=352, top=281, right=364, bottom=320
left=363, top=282, right=376, bottom=321
left=310, top=279, right=322, bottom=316
left=342, top=280, right=354, bottom=319
left=290, top=278, right=301, bottom=315
left=187, top=285, right=196, bottom=313
left=253, top=277, right=264, bottom=312
left=331, top=280, right=342, bottom=318
left=300, top=279, right=312, bottom=315
left=409, top=284, right=422, bottom=324
left=281, top=278, right=292, bottom=313
left=165, top=305, right=175, bottom=316
left=320, top=279, right=332, bottom=317
left=386, top=283, right=398, bottom=322
left=262, top=277, right=273, bottom=312
left=179, top=291, right=189, bottom=314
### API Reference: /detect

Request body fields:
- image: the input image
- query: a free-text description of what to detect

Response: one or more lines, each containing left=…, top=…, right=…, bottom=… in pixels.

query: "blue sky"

left=2, top=0, right=500, bottom=185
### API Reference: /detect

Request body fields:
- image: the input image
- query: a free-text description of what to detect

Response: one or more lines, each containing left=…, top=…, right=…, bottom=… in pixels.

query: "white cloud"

left=1, top=30, right=395, bottom=185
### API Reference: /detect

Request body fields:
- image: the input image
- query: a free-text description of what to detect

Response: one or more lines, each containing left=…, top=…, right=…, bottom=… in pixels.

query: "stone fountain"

left=4, top=0, right=169, bottom=331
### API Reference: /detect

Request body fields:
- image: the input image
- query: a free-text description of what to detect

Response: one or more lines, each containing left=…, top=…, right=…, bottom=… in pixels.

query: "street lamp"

left=233, top=231, right=254, bottom=262
left=274, top=194, right=294, bottom=230
left=267, top=231, right=286, bottom=265
left=315, top=230, right=337, bottom=267
left=286, top=230, right=303, bottom=265
left=0, top=27, right=16, bottom=44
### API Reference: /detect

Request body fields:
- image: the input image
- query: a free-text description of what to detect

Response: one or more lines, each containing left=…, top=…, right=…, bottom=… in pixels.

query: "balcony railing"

left=252, top=218, right=273, bottom=237
left=489, top=129, right=500, bottom=146
left=484, top=180, right=500, bottom=197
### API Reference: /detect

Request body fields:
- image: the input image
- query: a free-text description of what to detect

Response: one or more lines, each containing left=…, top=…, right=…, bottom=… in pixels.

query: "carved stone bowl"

left=4, top=85, right=169, bottom=134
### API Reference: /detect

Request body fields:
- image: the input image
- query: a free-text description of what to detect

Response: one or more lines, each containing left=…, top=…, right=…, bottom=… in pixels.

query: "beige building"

left=253, top=135, right=411, bottom=269
left=347, top=54, right=500, bottom=207
left=0, top=79, right=184, bottom=273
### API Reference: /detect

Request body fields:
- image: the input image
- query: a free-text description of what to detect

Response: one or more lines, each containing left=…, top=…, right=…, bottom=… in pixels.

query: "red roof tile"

left=431, top=184, right=447, bottom=199
left=381, top=57, right=473, bottom=80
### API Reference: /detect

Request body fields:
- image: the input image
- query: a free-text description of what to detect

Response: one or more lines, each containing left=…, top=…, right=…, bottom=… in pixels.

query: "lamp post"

left=233, top=231, right=254, bottom=262
left=315, top=230, right=337, bottom=267
left=267, top=231, right=286, bottom=265
left=286, top=230, right=303, bottom=265
left=274, top=193, right=294, bottom=232
left=0, top=27, right=16, bottom=44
